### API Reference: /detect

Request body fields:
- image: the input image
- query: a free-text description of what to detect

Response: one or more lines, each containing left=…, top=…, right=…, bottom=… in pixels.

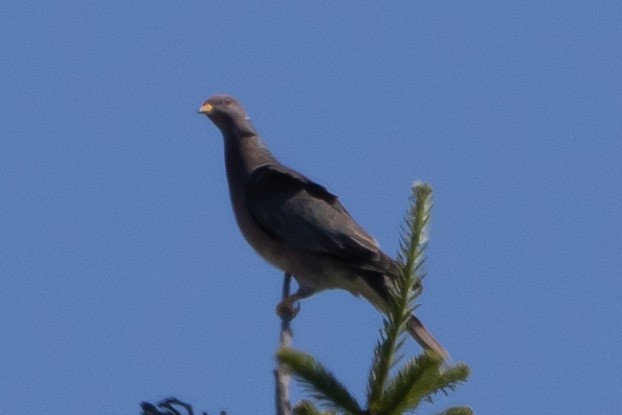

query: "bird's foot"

left=276, top=296, right=301, bottom=320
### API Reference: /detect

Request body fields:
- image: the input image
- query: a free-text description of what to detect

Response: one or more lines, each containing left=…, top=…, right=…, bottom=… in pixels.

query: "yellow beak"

left=198, top=103, right=213, bottom=114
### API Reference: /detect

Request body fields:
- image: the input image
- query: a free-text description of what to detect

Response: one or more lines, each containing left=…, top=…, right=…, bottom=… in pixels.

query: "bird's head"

left=198, top=95, right=255, bottom=137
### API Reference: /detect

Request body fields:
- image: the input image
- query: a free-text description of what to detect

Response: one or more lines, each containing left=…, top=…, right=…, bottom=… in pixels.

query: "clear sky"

left=1, top=2, right=621, bottom=414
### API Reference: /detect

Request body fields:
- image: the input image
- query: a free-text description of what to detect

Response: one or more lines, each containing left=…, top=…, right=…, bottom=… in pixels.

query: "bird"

left=198, top=95, right=448, bottom=359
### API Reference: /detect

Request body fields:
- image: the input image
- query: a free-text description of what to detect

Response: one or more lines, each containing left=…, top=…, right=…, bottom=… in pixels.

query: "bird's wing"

left=245, top=164, right=381, bottom=261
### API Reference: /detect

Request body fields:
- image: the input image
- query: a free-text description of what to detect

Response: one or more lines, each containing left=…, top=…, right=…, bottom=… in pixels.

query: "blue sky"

left=1, top=2, right=621, bottom=414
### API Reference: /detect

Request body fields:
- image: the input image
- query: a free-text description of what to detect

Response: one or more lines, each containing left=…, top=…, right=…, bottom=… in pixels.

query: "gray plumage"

left=199, top=95, right=447, bottom=359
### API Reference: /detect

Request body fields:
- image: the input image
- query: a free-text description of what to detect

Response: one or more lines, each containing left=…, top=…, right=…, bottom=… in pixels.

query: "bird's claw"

left=276, top=297, right=301, bottom=320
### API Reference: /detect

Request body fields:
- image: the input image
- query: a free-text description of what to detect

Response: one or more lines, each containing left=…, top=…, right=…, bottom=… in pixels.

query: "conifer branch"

left=277, top=348, right=363, bottom=414
left=368, top=183, right=433, bottom=407
left=436, top=406, right=474, bottom=415
left=292, top=400, right=334, bottom=415
left=378, top=352, right=469, bottom=413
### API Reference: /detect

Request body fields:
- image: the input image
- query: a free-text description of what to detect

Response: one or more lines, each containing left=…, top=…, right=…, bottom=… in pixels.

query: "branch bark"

left=275, top=272, right=294, bottom=415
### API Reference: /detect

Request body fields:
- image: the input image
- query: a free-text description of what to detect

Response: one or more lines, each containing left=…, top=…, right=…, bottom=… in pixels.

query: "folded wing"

left=245, top=164, right=382, bottom=265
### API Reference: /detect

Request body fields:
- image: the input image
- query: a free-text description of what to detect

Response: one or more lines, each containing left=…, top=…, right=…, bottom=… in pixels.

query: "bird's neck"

left=223, top=131, right=276, bottom=188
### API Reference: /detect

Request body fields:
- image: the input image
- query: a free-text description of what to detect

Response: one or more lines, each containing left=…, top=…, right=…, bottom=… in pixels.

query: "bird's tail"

left=407, top=314, right=449, bottom=361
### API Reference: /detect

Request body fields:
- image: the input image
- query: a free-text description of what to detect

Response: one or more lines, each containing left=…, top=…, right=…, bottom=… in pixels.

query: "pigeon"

left=199, top=95, right=447, bottom=359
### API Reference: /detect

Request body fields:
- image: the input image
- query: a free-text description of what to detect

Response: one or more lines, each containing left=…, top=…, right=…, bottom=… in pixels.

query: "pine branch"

left=377, top=352, right=469, bottom=414
left=140, top=397, right=212, bottom=415
left=277, top=348, right=363, bottom=415
left=398, top=182, right=432, bottom=294
left=368, top=183, right=433, bottom=407
left=436, top=407, right=474, bottom=415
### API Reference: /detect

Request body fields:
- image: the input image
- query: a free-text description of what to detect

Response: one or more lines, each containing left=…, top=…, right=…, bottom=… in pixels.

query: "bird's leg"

left=276, top=284, right=314, bottom=320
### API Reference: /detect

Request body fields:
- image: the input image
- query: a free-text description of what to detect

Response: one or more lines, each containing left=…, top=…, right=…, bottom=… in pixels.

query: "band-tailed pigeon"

left=199, top=95, right=447, bottom=359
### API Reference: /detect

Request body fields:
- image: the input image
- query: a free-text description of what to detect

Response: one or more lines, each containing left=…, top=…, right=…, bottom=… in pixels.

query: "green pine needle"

left=277, top=348, right=362, bottom=414
left=368, top=183, right=434, bottom=408
left=379, top=352, right=470, bottom=414
left=437, top=407, right=474, bottom=415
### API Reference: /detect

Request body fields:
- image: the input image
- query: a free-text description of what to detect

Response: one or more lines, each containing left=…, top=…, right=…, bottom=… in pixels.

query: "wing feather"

left=245, top=164, right=380, bottom=261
